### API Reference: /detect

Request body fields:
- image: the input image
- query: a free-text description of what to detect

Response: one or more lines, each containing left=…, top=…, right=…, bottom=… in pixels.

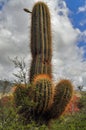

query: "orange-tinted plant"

left=65, top=94, right=80, bottom=114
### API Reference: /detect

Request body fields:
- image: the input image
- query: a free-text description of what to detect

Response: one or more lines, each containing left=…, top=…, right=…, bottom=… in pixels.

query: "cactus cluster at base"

left=13, top=1, right=74, bottom=125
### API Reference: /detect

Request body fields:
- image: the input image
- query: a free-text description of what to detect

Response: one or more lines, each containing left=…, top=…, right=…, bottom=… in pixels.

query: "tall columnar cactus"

left=31, top=2, right=52, bottom=60
left=29, top=2, right=52, bottom=82
left=30, top=58, right=52, bottom=82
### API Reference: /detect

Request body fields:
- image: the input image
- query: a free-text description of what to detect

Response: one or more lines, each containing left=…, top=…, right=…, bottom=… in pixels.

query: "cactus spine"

left=33, top=74, right=53, bottom=115
left=29, top=2, right=52, bottom=82
left=30, top=58, right=52, bottom=81
left=14, top=1, right=74, bottom=125
left=44, top=79, right=73, bottom=120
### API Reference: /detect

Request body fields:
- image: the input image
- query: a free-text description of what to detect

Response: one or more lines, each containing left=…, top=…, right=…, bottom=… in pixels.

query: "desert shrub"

left=50, top=91, right=86, bottom=130
left=78, top=91, right=86, bottom=112
left=0, top=91, right=86, bottom=130
left=0, top=100, right=48, bottom=130
left=51, top=112, right=86, bottom=130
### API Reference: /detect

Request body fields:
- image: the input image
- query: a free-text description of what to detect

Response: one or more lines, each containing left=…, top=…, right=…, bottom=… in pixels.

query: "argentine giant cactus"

left=14, top=1, right=74, bottom=125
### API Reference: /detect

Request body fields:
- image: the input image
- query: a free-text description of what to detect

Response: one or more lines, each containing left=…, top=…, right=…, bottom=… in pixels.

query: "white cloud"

left=78, top=4, right=86, bottom=13
left=0, top=0, right=86, bottom=89
left=79, top=30, right=86, bottom=42
left=80, top=20, right=86, bottom=26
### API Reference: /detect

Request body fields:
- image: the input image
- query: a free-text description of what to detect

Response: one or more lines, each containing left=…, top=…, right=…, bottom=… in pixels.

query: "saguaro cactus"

left=29, top=2, right=52, bottom=82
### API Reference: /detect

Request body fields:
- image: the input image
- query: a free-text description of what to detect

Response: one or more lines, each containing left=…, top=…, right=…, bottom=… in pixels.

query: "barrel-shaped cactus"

left=43, top=79, right=73, bottom=121
left=32, top=74, right=54, bottom=115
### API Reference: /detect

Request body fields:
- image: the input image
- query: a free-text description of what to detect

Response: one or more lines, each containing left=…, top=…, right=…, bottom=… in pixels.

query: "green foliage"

left=50, top=91, right=86, bottom=130
left=0, top=91, right=48, bottom=129
left=78, top=91, right=86, bottom=112
left=51, top=112, right=86, bottom=130
left=13, top=84, right=36, bottom=123
left=13, top=85, right=32, bottom=107
left=0, top=96, right=18, bottom=130
left=0, top=91, right=86, bottom=129
left=0, top=102, right=48, bottom=130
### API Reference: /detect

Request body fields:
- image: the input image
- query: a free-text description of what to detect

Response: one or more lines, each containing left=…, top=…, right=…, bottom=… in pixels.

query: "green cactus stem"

left=43, top=79, right=73, bottom=122
left=29, top=57, right=52, bottom=82
left=32, top=74, right=53, bottom=116
left=29, top=2, right=52, bottom=82
left=31, top=2, right=52, bottom=60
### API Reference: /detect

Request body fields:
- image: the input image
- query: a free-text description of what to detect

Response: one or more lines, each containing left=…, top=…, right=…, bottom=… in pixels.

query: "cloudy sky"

left=0, top=0, right=86, bottom=89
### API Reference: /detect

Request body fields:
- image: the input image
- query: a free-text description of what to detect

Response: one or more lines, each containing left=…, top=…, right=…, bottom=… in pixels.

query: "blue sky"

left=0, top=0, right=9, bottom=10
left=0, top=1, right=4, bottom=10
left=65, top=0, right=86, bottom=30
left=65, top=0, right=86, bottom=60
left=0, top=0, right=86, bottom=89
